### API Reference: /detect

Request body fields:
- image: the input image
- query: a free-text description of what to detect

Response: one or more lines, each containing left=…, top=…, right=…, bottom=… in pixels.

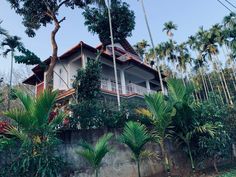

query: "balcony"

left=101, top=79, right=156, bottom=96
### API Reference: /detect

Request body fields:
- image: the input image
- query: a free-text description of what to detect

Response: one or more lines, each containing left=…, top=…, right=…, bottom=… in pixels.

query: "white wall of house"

left=53, top=62, right=69, bottom=90
left=51, top=47, right=164, bottom=95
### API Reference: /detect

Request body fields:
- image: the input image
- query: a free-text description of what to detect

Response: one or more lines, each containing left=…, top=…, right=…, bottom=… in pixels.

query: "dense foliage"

left=83, top=0, right=135, bottom=44
left=0, top=90, right=65, bottom=177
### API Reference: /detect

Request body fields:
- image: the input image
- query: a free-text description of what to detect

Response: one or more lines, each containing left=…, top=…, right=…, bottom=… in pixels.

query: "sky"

left=0, top=0, right=234, bottom=79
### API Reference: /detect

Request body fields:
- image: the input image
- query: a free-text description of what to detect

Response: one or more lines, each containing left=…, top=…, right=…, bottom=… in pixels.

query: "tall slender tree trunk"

left=203, top=73, right=210, bottom=97
left=107, top=1, right=121, bottom=109
left=140, top=0, right=165, bottom=94
left=95, top=168, right=99, bottom=177
left=7, top=50, right=14, bottom=110
left=200, top=68, right=209, bottom=100
left=230, top=72, right=236, bottom=91
left=187, top=143, right=195, bottom=172
left=215, top=55, right=233, bottom=105
left=137, top=159, right=141, bottom=177
left=217, top=85, right=225, bottom=104
left=160, top=141, right=170, bottom=175
left=210, top=55, right=229, bottom=104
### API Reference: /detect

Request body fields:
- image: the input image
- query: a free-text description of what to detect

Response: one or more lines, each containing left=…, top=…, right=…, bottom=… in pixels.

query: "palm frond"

left=77, top=133, right=113, bottom=169
left=33, top=90, right=58, bottom=126
left=4, top=108, right=35, bottom=130
left=120, top=121, right=152, bottom=160
left=15, top=90, right=34, bottom=112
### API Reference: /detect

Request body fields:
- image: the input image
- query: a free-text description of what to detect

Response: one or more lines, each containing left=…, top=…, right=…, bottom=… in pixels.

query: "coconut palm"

left=76, top=133, right=113, bottom=177
left=1, top=35, right=23, bottom=110
left=163, top=21, right=178, bottom=38
left=120, top=121, right=153, bottom=177
left=141, top=92, right=176, bottom=174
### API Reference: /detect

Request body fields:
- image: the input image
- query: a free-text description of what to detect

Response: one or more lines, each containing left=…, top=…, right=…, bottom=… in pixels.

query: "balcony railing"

left=101, top=79, right=155, bottom=96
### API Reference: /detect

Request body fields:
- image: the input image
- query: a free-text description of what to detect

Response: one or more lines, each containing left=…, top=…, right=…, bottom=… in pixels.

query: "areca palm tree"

left=176, top=42, right=192, bottom=85
left=4, top=90, right=65, bottom=176
left=120, top=121, right=153, bottom=177
left=188, top=35, right=210, bottom=100
left=133, top=40, right=150, bottom=61
left=163, top=21, right=178, bottom=38
left=196, top=27, right=232, bottom=104
left=207, top=26, right=233, bottom=105
left=167, top=79, right=216, bottom=171
left=1, top=35, right=22, bottom=110
left=140, top=92, right=176, bottom=174
left=76, top=133, right=113, bottom=177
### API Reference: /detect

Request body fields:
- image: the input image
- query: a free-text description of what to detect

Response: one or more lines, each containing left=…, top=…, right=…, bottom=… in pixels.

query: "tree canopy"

left=83, top=0, right=135, bottom=44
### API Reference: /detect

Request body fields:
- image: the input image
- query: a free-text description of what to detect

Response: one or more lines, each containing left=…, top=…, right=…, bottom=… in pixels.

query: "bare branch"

left=58, top=0, right=69, bottom=10
left=59, top=17, right=66, bottom=24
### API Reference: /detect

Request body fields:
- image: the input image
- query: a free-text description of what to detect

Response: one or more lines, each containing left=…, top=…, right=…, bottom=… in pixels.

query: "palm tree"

left=208, top=25, right=233, bottom=105
left=139, top=0, right=165, bottom=94
left=140, top=92, right=176, bottom=174
left=120, top=121, right=153, bottom=177
left=1, top=35, right=22, bottom=110
left=167, top=78, right=216, bottom=171
left=76, top=133, right=113, bottom=177
left=176, top=42, right=192, bottom=85
left=133, top=40, right=150, bottom=61
left=188, top=35, right=210, bottom=100
left=177, top=123, right=216, bottom=172
left=4, top=90, right=65, bottom=176
left=196, top=27, right=231, bottom=104
left=163, top=21, right=178, bottom=38
left=4, top=90, right=64, bottom=139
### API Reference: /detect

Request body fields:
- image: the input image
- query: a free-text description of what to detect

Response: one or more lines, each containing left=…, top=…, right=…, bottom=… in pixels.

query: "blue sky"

left=0, top=0, right=234, bottom=76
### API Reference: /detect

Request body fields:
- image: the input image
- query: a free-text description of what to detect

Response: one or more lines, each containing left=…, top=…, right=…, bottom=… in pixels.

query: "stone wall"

left=58, top=129, right=191, bottom=177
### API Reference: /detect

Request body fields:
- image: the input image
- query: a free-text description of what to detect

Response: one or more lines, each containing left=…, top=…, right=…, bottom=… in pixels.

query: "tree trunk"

left=45, top=14, right=61, bottom=90
left=215, top=55, right=233, bottom=105
left=217, top=85, right=224, bottom=104
left=187, top=143, right=195, bottom=172
left=160, top=141, right=170, bottom=175
left=210, top=55, right=229, bottom=104
left=95, top=168, right=99, bottom=177
left=137, top=159, right=141, bottom=177
left=7, top=50, right=14, bottom=111
left=140, top=0, right=165, bottom=94
left=213, top=155, right=219, bottom=173
left=200, top=68, right=209, bottom=100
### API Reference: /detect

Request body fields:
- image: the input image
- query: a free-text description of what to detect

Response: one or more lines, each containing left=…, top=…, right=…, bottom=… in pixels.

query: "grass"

left=218, top=169, right=236, bottom=177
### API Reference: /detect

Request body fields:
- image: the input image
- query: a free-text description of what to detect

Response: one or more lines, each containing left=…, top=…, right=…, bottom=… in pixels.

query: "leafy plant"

left=2, top=90, right=65, bottom=177
left=120, top=121, right=153, bottom=177
left=83, top=0, right=135, bottom=44
left=140, top=92, right=176, bottom=173
left=76, top=133, right=113, bottom=177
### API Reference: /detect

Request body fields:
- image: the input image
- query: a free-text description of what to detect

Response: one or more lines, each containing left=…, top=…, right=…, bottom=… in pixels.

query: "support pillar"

left=146, top=80, right=151, bottom=93
left=120, top=70, right=126, bottom=94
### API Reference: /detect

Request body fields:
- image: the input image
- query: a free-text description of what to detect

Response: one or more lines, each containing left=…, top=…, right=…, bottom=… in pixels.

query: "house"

left=23, top=39, right=167, bottom=102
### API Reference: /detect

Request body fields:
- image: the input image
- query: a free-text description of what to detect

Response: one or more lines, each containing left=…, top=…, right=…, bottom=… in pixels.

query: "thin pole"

left=107, top=0, right=121, bottom=109
left=140, top=0, right=164, bottom=94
